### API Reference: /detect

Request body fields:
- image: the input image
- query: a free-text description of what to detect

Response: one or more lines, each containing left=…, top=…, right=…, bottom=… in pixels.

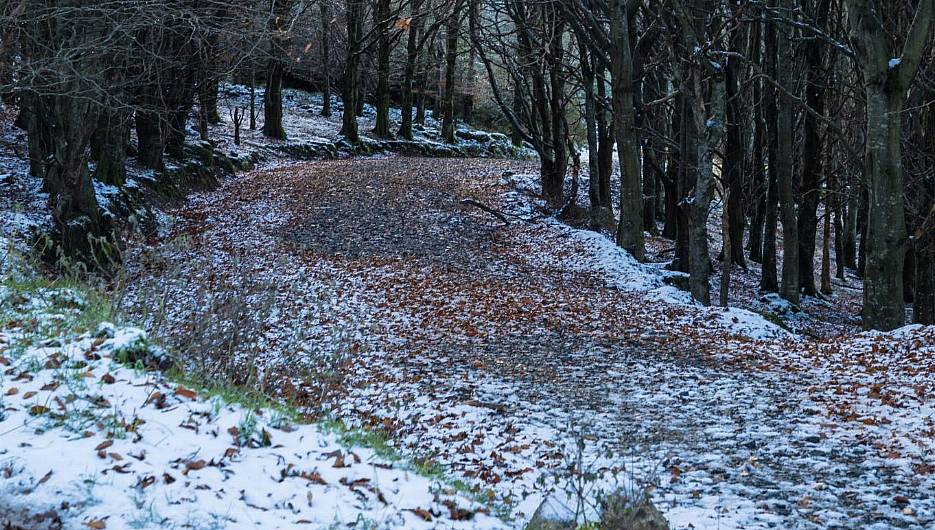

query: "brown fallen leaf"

left=28, top=405, right=50, bottom=416
left=406, top=508, right=433, bottom=521
left=95, top=440, right=114, bottom=452
left=184, top=459, right=207, bottom=475
left=85, top=519, right=106, bottom=529
left=174, top=386, right=197, bottom=400
left=4, top=387, right=17, bottom=396
left=300, top=471, right=327, bottom=485
left=100, top=373, right=115, bottom=385
left=22, top=391, right=37, bottom=400
left=332, top=453, right=346, bottom=468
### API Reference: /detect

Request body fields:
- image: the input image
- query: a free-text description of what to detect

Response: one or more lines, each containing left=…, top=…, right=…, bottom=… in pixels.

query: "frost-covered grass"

left=0, top=263, right=511, bottom=530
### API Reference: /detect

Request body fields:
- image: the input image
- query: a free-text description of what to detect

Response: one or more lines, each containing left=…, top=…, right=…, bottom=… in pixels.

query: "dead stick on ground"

left=460, top=198, right=511, bottom=225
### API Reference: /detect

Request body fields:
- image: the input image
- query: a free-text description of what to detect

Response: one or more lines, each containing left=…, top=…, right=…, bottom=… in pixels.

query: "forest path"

left=125, top=157, right=934, bottom=530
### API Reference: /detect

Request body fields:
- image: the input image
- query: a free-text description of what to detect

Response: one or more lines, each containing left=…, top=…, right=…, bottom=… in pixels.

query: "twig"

left=459, top=198, right=511, bottom=225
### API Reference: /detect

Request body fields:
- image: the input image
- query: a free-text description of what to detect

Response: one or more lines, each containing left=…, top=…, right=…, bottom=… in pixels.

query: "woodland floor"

left=120, top=156, right=935, bottom=529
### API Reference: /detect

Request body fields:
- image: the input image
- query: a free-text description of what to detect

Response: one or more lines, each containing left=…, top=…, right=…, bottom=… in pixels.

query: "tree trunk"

left=460, top=1, right=478, bottom=124
left=761, top=83, right=779, bottom=292
left=510, top=78, right=523, bottom=147
left=673, top=91, right=692, bottom=274
left=340, top=0, right=363, bottom=142
left=720, top=189, right=732, bottom=307
left=39, top=94, right=110, bottom=261
left=135, top=106, right=168, bottom=171
left=90, top=109, right=130, bottom=187
left=821, top=193, right=833, bottom=295
left=398, top=0, right=423, bottom=139
left=723, top=12, right=746, bottom=268
left=595, top=69, right=614, bottom=210
left=544, top=20, right=567, bottom=208
left=262, top=2, right=291, bottom=140
left=200, top=78, right=221, bottom=125
left=846, top=0, right=933, bottom=330
left=415, top=46, right=429, bottom=126
left=262, top=57, right=286, bottom=139
left=748, top=103, right=767, bottom=264
left=250, top=71, right=257, bottom=130
left=609, top=0, right=644, bottom=260
left=773, top=2, right=799, bottom=304
left=372, top=0, right=392, bottom=138
left=320, top=1, right=332, bottom=118
left=441, top=1, right=462, bottom=144
left=916, top=241, right=935, bottom=324
left=916, top=95, right=935, bottom=324
left=577, top=36, right=611, bottom=230
left=843, top=177, right=859, bottom=269
left=662, top=91, right=681, bottom=240
left=747, top=20, right=765, bottom=265
left=860, top=94, right=910, bottom=328
left=834, top=191, right=846, bottom=280
left=797, top=0, right=830, bottom=297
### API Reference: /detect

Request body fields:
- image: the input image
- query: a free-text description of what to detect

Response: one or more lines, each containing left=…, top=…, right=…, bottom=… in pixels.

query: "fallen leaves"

left=183, top=459, right=207, bottom=475
left=406, top=507, right=433, bottom=521
left=174, top=386, right=197, bottom=400
left=28, top=404, right=50, bottom=416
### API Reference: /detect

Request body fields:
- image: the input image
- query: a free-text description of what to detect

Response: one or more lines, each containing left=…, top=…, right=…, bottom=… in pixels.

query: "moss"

left=757, top=310, right=791, bottom=332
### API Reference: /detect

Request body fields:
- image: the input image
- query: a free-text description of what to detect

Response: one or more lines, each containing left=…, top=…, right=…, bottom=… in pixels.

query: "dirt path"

left=125, top=157, right=935, bottom=529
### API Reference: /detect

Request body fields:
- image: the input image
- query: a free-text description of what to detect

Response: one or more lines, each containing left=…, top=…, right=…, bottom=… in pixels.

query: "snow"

left=502, top=172, right=791, bottom=341
left=0, top=290, right=508, bottom=529
left=889, top=57, right=902, bottom=69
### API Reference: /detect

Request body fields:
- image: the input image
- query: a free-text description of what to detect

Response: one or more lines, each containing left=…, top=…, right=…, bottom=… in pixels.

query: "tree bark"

left=773, top=0, right=799, bottom=304
left=340, top=0, right=363, bottom=142
left=723, top=5, right=746, bottom=268
left=916, top=93, right=935, bottom=324
left=320, top=1, right=332, bottom=118
left=372, top=0, right=392, bottom=138
left=577, top=35, right=611, bottom=230
left=845, top=0, right=933, bottom=330
left=262, top=2, right=290, bottom=140
left=90, top=108, right=130, bottom=187
left=797, top=0, right=831, bottom=297
left=398, top=0, right=424, bottom=139
left=609, top=0, right=644, bottom=260
left=441, top=1, right=462, bottom=144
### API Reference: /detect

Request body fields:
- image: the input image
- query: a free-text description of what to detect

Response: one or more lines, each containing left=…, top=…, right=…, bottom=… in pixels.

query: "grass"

left=319, top=416, right=514, bottom=521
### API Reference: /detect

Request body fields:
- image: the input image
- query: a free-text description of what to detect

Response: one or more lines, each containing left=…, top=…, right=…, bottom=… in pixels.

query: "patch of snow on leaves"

left=0, top=289, right=507, bottom=530
left=503, top=172, right=790, bottom=340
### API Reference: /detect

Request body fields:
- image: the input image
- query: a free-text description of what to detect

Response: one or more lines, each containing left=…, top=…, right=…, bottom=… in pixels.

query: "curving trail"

left=125, top=157, right=935, bottom=530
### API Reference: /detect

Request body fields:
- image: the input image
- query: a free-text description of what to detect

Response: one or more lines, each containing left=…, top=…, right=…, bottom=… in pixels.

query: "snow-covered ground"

left=110, top=157, right=935, bottom=529
left=0, top=282, right=509, bottom=529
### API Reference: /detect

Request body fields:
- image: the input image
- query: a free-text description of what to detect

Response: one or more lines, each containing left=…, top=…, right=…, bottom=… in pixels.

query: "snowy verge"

left=502, top=173, right=791, bottom=342
left=0, top=284, right=506, bottom=530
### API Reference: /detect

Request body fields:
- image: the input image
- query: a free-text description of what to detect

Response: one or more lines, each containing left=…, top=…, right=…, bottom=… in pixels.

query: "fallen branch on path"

left=459, top=198, right=512, bottom=226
